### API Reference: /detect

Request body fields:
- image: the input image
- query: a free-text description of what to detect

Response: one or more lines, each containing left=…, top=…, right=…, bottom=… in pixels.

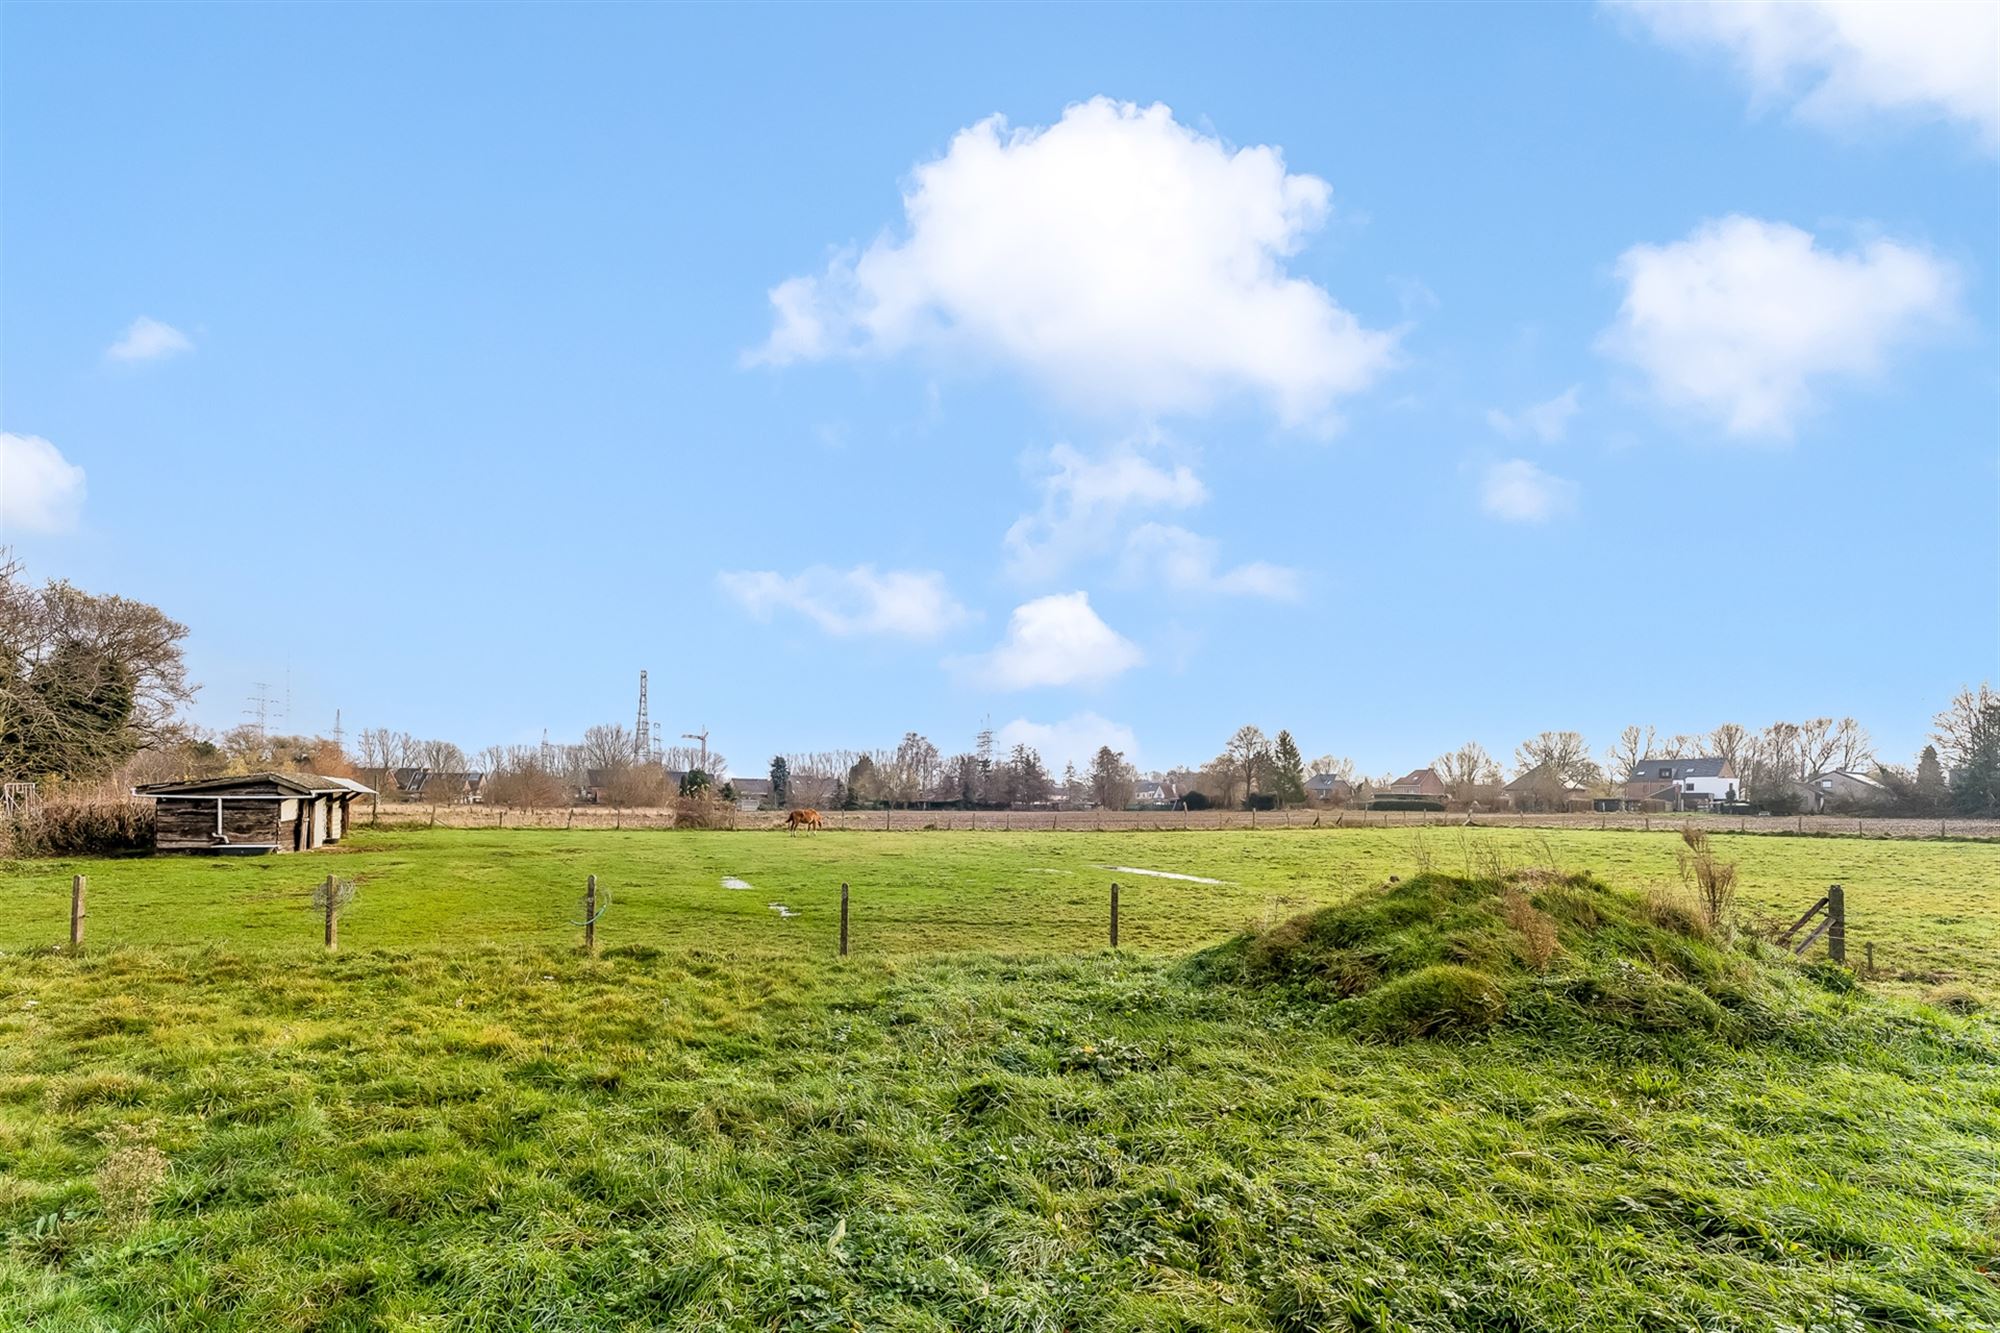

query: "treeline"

left=6, top=553, right=1996, bottom=824
left=772, top=728, right=1139, bottom=811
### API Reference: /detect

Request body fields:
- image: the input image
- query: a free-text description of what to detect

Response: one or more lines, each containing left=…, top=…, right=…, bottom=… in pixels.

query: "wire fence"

left=356, top=802, right=2000, bottom=841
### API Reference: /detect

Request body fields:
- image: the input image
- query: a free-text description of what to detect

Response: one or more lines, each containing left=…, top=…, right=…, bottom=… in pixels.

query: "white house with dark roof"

left=1622, top=756, right=1740, bottom=808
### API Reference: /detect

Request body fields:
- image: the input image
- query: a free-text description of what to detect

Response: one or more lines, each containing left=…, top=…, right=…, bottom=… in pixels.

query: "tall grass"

left=2, top=795, right=153, bottom=858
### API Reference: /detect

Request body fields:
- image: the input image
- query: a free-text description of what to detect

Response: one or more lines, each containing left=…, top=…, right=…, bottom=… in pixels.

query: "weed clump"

left=1925, top=983, right=1981, bottom=1015
left=1202, top=871, right=1796, bottom=1046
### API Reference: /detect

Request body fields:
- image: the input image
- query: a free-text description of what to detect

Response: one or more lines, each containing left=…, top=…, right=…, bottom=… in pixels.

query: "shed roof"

left=137, top=772, right=376, bottom=798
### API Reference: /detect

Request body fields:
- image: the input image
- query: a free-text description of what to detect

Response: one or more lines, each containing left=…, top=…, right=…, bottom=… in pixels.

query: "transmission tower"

left=331, top=708, right=345, bottom=750
left=245, top=682, right=279, bottom=740
left=634, top=670, right=651, bottom=763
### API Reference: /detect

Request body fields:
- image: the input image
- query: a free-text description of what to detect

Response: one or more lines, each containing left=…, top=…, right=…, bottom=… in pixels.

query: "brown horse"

left=786, top=808, right=823, bottom=834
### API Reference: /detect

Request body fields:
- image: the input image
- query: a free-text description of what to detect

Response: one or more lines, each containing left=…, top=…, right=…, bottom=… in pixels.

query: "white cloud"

left=718, top=565, right=969, bottom=638
left=949, top=591, right=1142, bottom=690
left=1004, top=440, right=1206, bottom=580
left=1486, top=385, right=1581, bottom=442
left=0, top=433, right=87, bottom=534
left=1612, top=1, right=1999, bottom=146
left=995, top=712, right=1140, bottom=775
left=752, top=97, right=1398, bottom=426
left=1121, top=523, right=1302, bottom=600
left=1479, top=459, right=1578, bottom=524
left=1598, top=216, right=1957, bottom=438
left=105, top=316, right=193, bottom=363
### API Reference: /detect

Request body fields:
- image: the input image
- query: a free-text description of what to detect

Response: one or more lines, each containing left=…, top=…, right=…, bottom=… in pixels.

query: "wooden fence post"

left=69, top=874, right=86, bottom=948
left=1109, top=881, right=1119, bottom=950
left=1827, top=883, right=1844, bottom=964
left=323, top=874, right=338, bottom=952
left=584, top=874, right=598, bottom=955
left=839, top=882, right=849, bottom=957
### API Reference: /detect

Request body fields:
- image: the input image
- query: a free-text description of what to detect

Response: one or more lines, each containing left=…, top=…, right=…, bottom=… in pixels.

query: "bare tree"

left=582, top=724, right=635, bottom=774
left=1434, top=741, right=1500, bottom=800
left=887, top=732, right=943, bottom=804
left=1512, top=731, right=1602, bottom=809
left=1934, top=684, right=1999, bottom=772
left=1308, top=755, right=1357, bottom=784
left=1707, top=723, right=1750, bottom=782
left=1226, top=725, right=1271, bottom=805
left=1830, top=717, right=1873, bottom=773
left=1606, top=725, right=1657, bottom=783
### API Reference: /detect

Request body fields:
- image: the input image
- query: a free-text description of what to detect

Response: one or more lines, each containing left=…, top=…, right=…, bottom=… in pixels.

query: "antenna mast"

left=634, top=670, right=651, bottom=763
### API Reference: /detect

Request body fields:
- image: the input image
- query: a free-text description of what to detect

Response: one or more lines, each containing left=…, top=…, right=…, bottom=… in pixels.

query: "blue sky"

left=3, top=2, right=1995, bottom=778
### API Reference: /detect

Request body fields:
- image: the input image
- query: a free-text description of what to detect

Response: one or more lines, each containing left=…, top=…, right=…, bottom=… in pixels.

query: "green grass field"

left=3, top=825, right=1996, bottom=991
left=2, top=827, right=1997, bottom=1331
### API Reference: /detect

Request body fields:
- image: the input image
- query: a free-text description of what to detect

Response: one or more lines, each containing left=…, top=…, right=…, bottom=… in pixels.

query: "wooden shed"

left=136, top=772, right=375, bottom=855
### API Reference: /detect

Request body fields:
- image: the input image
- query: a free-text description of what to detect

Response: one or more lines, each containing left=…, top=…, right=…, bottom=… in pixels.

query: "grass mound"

left=1202, top=871, right=1792, bottom=1044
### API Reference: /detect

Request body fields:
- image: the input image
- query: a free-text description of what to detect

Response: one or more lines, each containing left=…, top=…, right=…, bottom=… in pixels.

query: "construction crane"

left=681, top=727, right=709, bottom=774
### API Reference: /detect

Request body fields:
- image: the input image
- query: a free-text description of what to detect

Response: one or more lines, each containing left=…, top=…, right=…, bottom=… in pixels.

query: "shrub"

left=1355, top=964, right=1506, bottom=1041
left=671, top=794, right=734, bottom=830
left=1369, top=798, right=1446, bottom=812
left=4, top=797, right=154, bottom=857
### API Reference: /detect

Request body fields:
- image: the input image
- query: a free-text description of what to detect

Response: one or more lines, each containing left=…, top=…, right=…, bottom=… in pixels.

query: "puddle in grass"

left=767, top=903, right=800, bottom=919
left=1104, top=865, right=1228, bottom=885
left=722, top=877, right=753, bottom=890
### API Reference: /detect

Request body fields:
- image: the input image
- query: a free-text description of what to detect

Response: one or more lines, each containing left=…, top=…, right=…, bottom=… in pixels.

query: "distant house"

left=1796, top=769, right=1889, bottom=813
left=1133, top=778, right=1180, bottom=807
left=394, top=769, right=483, bottom=804
left=1621, top=756, right=1740, bottom=811
left=1504, top=764, right=1592, bottom=812
left=728, top=777, right=773, bottom=811
left=137, top=772, right=374, bottom=854
left=1305, top=773, right=1353, bottom=804
left=1379, top=768, right=1448, bottom=802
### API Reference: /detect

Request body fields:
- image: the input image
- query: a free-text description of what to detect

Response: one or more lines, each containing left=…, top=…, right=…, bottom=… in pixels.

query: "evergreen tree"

left=845, top=754, right=881, bottom=807
left=1915, top=746, right=1947, bottom=803
left=1949, top=702, right=2000, bottom=816
left=768, top=755, right=789, bottom=809
left=1270, top=730, right=1308, bottom=807
left=1005, top=743, right=1051, bottom=806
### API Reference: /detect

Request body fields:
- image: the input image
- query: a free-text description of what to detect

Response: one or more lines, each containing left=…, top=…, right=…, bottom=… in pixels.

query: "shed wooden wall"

left=155, top=799, right=283, bottom=853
